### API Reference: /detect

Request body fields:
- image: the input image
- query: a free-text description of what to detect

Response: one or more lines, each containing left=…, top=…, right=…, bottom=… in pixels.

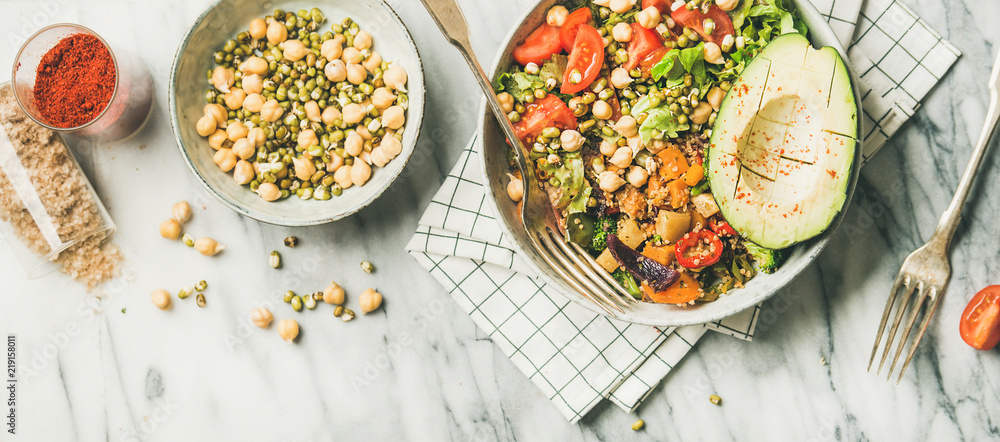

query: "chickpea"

left=240, top=56, right=269, bottom=76
left=281, top=39, right=308, bottom=62
left=627, top=165, right=649, bottom=187
left=196, top=114, right=216, bottom=137
left=321, top=106, right=342, bottom=126
left=345, top=131, right=364, bottom=157
left=260, top=99, right=284, bottom=122
left=370, top=148, right=390, bottom=167
left=609, top=0, right=635, bottom=14
left=346, top=63, right=367, bottom=85
left=240, top=74, right=262, bottom=95
left=324, top=59, right=347, bottom=82
left=257, top=182, right=281, bottom=201
left=627, top=135, right=643, bottom=155
left=506, top=173, right=523, bottom=202
left=321, top=38, right=343, bottom=62
left=204, top=103, right=228, bottom=127
left=706, top=87, right=726, bottom=111
left=384, top=64, right=408, bottom=92
left=547, top=5, right=570, bottom=26
left=704, top=42, right=724, bottom=64
left=381, top=105, right=405, bottom=130
left=304, top=101, right=321, bottom=122
left=266, top=20, right=287, bottom=44
left=327, top=154, right=345, bottom=172
left=151, top=289, right=172, bottom=311
left=609, top=146, right=633, bottom=168
left=614, top=116, right=639, bottom=138
left=600, top=139, right=617, bottom=156
left=342, top=103, right=366, bottom=125
left=648, top=138, right=668, bottom=155
left=363, top=51, right=382, bottom=73
left=194, top=237, right=225, bottom=256
left=356, top=125, right=373, bottom=140
left=359, top=288, right=383, bottom=313
left=232, top=138, right=255, bottom=160
left=171, top=201, right=192, bottom=223
left=612, top=22, right=634, bottom=42
left=297, top=129, right=319, bottom=149
left=560, top=130, right=585, bottom=152
left=242, top=93, right=264, bottom=113
left=247, top=127, right=265, bottom=147
left=598, top=171, right=626, bottom=192
left=160, top=219, right=181, bottom=240
left=224, top=89, right=246, bottom=110
left=293, top=156, right=317, bottom=181
left=379, top=135, right=402, bottom=158
left=277, top=319, right=299, bottom=343
left=211, top=67, right=234, bottom=93
left=690, top=101, right=713, bottom=124
left=354, top=30, right=373, bottom=50
left=592, top=100, right=613, bottom=119
left=233, top=160, right=254, bottom=185
left=226, top=120, right=248, bottom=142
left=636, top=6, right=661, bottom=29
left=209, top=129, right=231, bottom=150
left=250, top=307, right=273, bottom=329
left=248, top=18, right=267, bottom=40
left=322, top=281, right=346, bottom=305
left=497, top=92, right=514, bottom=113
left=342, top=47, right=362, bottom=64
left=372, top=87, right=397, bottom=110
left=213, top=148, right=238, bottom=172
left=610, top=67, right=634, bottom=89
left=716, top=0, right=739, bottom=11
left=351, top=160, right=372, bottom=187
left=334, top=164, right=354, bottom=189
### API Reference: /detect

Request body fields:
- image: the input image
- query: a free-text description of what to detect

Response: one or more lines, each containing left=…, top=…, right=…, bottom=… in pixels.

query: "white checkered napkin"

left=406, top=139, right=759, bottom=422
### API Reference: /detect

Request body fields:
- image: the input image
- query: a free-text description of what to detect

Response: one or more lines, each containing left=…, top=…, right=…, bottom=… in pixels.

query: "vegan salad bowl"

left=479, top=0, right=863, bottom=326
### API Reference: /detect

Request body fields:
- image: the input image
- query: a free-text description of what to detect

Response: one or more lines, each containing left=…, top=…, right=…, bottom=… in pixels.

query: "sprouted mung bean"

left=197, top=8, right=410, bottom=202
left=196, top=293, right=207, bottom=308
left=269, top=250, right=281, bottom=268
left=284, top=236, right=299, bottom=247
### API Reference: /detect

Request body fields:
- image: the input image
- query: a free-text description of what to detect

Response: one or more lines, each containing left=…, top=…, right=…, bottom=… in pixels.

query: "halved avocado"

left=707, top=33, right=857, bottom=250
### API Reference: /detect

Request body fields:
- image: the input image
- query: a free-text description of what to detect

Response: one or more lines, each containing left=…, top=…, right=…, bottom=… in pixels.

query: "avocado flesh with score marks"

left=707, top=33, right=857, bottom=250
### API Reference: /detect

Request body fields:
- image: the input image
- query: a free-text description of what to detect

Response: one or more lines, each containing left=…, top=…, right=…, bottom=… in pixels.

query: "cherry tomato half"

left=624, top=23, right=664, bottom=71
left=709, top=218, right=737, bottom=237
left=513, top=23, right=563, bottom=66
left=960, top=286, right=1000, bottom=350
left=642, top=0, right=673, bottom=14
left=674, top=230, right=724, bottom=269
left=561, top=24, right=604, bottom=94
left=670, top=5, right=735, bottom=45
left=559, top=8, right=594, bottom=53
left=639, top=47, right=670, bottom=79
left=513, top=95, right=578, bottom=143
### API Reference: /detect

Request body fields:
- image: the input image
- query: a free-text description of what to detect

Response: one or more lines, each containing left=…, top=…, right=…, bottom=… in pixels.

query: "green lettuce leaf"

left=639, top=107, right=689, bottom=145
left=538, top=151, right=591, bottom=213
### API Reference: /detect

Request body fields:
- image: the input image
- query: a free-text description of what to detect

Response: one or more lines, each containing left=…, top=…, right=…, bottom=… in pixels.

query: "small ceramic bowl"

left=478, top=0, right=864, bottom=326
left=169, top=0, right=424, bottom=226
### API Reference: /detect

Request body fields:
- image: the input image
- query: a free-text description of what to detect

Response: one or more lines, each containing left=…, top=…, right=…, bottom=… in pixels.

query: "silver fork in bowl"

left=869, top=50, right=1000, bottom=383
left=418, top=0, right=636, bottom=315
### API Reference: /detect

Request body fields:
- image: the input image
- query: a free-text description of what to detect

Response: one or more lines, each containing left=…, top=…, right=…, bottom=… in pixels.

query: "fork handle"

left=930, top=50, right=1000, bottom=249
left=417, top=0, right=533, bottom=187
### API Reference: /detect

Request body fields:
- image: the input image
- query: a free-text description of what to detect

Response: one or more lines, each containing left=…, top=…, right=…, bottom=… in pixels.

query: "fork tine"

left=887, top=285, right=929, bottom=381
left=567, top=241, right=637, bottom=304
left=547, top=230, right=632, bottom=310
left=869, top=273, right=907, bottom=371
left=877, top=278, right=919, bottom=375
left=537, top=231, right=625, bottom=314
left=896, top=288, right=944, bottom=384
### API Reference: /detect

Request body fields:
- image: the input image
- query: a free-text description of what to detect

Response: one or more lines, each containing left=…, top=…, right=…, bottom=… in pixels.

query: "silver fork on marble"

left=417, top=0, right=636, bottom=316
left=869, top=50, right=1000, bottom=383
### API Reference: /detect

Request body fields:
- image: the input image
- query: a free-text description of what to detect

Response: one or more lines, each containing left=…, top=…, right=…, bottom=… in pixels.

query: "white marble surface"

left=1, top=0, right=999, bottom=440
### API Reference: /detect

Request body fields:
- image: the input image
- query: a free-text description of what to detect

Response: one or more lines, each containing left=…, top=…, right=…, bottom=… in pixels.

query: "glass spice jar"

left=10, top=24, right=153, bottom=142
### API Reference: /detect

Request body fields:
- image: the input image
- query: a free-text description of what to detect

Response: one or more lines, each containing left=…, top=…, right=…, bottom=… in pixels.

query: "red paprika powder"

left=32, top=33, right=116, bottom=128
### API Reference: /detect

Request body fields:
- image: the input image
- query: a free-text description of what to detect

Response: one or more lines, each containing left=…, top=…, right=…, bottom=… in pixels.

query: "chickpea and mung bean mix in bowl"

left=479, top=0, right=862, bottom=323
left=170, top=0, right=424, bottom=226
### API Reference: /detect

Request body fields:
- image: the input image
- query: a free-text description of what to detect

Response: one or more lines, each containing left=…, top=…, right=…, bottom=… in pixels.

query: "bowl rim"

left=476, top=0, right=865, bottom=327
left=167, top=0, right=426, bottom=227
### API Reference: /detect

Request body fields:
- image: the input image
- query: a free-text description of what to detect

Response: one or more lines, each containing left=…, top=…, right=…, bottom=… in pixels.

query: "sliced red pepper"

left=709, top=218, right=737, bottom=237
left=674, top=230, right=724, bottom=269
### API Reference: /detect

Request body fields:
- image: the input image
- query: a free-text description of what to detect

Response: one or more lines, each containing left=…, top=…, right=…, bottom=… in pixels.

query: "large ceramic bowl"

left=479, top=0, right=863, bottom=326
left=170, top=0, right=424, bottom=226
